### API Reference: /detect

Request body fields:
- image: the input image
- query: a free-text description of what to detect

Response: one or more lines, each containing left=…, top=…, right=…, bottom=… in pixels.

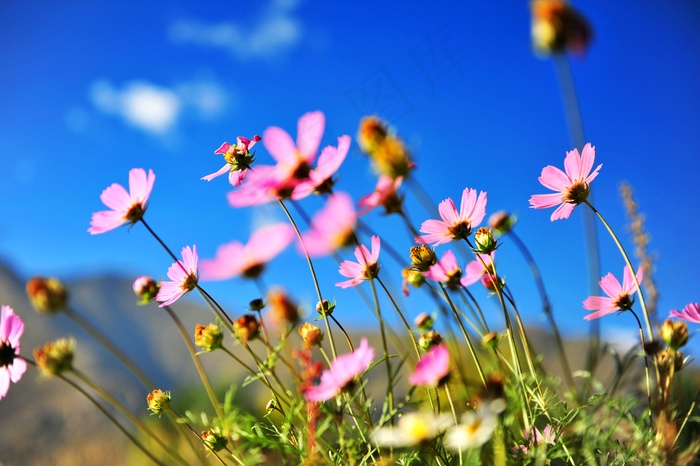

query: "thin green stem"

left=162, top=304, right=225, bottom=421
left=376, top=277, right=421, bottom=360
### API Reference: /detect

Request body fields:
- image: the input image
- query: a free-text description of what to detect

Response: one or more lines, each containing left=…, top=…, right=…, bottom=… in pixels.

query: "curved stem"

left=376, top=277, right=421, bottom=360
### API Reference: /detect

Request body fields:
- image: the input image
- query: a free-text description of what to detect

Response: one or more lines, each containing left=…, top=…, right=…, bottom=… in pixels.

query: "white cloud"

left=89, top=79, right=229, bottom=135
left=169, top=0, right=302, bottom=61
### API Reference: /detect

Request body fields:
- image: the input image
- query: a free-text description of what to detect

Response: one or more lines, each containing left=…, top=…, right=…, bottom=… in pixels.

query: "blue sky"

left=2, top=0, right=700, bottom=348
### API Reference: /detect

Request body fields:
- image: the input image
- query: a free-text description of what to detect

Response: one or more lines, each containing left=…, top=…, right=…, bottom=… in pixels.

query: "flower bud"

left=481, top=273, right=503, bottom=292
left=33, top=338, right=75, bottom=376
left=473, top=227, right=497, bottom=254
left=660, top=319, right=689, bottom=350
left=266, top=399, right=281, bottom=414
left=267, top=289, right=300, bottom=327
left=410, top=245, right=437, bottom=272
left=146, top=389, right=171, bottom=415
left=194, top=323, right=223, bottom=351
left=316, top=300, right=335, bottom=317
left=414, top=312, right=434, bottom=332
left=133, top=276, right=159, bottom=305
left=531, top=0, right=592, bottom=56
left=657, top=348, right=684, bottom=373
left=482, top=331, right=501, bottom=349
left=418, top=330, right=443, bottom=352
left=201, top=429, right=228, bottom=452
left=234, top=314, right=260, bottom=344
left=299, top=323, right=323, bottom=349
left=26, top=277, right=67, bottom=314
left=249, top=298, right=265, bottom=312
left=488, top=211, right=517, bottom=235
left=357, top=116, right=388, bottom=154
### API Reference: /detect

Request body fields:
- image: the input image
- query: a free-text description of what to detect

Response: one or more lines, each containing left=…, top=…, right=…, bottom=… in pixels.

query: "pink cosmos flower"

left=670, top=303, right=700, bottom=324
left=514, top=425, right=557, bottom=456
left=583, top=266, right=643, bottom=320
left=358, top=175, right=404, bottom=215
left=408, top=343, right=450, bottom=387
left=460, top=252, right=495, bottom=287
left=300, top=192, right=357, bottom=257
left=200, top=223, right=295, bottom=281
left=529, top=143, right=602, bottom=221
left=228, top=111, right=326, bottom=207
left=202, top=135, right=261, bottom=187
left=305, top=338, right=375, bottom=402
left=292, top=135, right=351, bottom=199
left=88, top=168, right=156, bottom=234
left=336, top=236, right=381, bottom=289
left=156, top=245, right=199, bottom=307
left=416, top=187, right=487, bottom=246
left=0, top=305, right=26, bottom=400
left=424, top=250, right=462, bottom=288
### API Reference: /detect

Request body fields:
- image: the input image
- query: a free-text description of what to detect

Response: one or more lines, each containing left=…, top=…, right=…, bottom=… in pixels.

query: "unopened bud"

left=657, top=348, right=684, bottom=373
left=414, top=312, right=434, bottom=332
left=299, top=323, right=323, bottom=349
left=33, top=338, right=75, bottom=376
left=267, top=289, right=300, bottom=327
left=482, top=331, right=501, bottom=349
left=488, top=211, right=516, bottom=235
left=249, top=298, right=265, bottom=312
left=201, top=429, right=228, bottom=452
left=234, top=314, right=260, bottom=344
left=410, top=245, right=437, bottom=271
left=316, top=300, right=335, bottom=317
left=133, top=276, right=159, bottom=304
left=146, top=389, right=171, bottom=415
left=194, top=323, right=223, bottom=351
left=418, top=330, right=443, bottom=352
left=26, top=277, right=67, bottom=314
left=660, top=319, right=689, bottom=350
left=357, top=116, right=388, bottom=154
left=473, top=227, right=497, bottom=254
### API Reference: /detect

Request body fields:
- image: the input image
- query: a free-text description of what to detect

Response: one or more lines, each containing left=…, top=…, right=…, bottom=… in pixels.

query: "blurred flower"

left=670, top=303, right=700, bottom=324
left=358, top=175, right=404, bottom=215
left=660, top=319, right=688, bottom=350
left=156, top=245, right=199, bottom=307
left=266, top=288, right=300, bottom=327
left=583, top=266, right=643, bottom=320
left=417, top=187, right=487, bottom=246
left=514, top=425, right=557, bottom=455
left=402, top=267, right=425, bottom=296
left=26, top=277, right=67, bottom=314
left=33, top=338, right=75, bottom=376
left=488, top=211, right=516, bottom=235
left=133, top=276, right=159, bottom=304
left=371, top=412, right=453, bottom=448
left=0, top=305, right=26, bottom=400
left=414, top=312, right=434, bottom=332
left=461, top=252, right=496, bottom=287
left=201, top=223, right=295, bottom=281
left=336, top=236, right=381, bottom=289
left=305, top=338, right=375, bottom=402
left=299, top=323, right=323, bottom=349
left=531, top=0, right=592, bottom=56
left=202, top=135, right=261, bottom=187
left=408, top=343, right=450, bottom=387
left=194, top=323, right=223, bottom=351
left=146, top=389, right=171, bottom=415
left=445, top=404, right=500, bottom=452
left=301, top=192, right=357, bottom=257
left=424, top=250, right=462, bottom=288
left=418, top=330, right=443, bottom=351
left=357, top=116, right=388, bottom=154
left=88, top=168, right=155, bottom=234
left=357, top=116, right=414, bottom=179
left=529, top=143, right=601, bottom=221
left=234, top=314, right=260, bottom=344
left=292, top=135, right=351, bottom=198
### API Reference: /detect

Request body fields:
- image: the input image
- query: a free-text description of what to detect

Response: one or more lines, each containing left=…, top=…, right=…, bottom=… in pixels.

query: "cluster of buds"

left=146, top=389, right=171, bottom=415
left=266, top=289, right=300, bottom=328
left=299, top=323, right=323, bottom=350
left=357, top=116, right=415, bottom=179
left=133, top=276, right=159, bottom=305
left=194, top=323, right=223, bottom=352
left=402, top=245, right=437, bottom=295
left=33, top=338, right=75, bottom=376
left=26, top=277, right=67, bottom=314
left=234, top=314, right=260, bottom=345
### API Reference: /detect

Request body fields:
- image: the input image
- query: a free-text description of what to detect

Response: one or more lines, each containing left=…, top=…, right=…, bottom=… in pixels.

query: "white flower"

left=371, top=412, right=453, bottom=448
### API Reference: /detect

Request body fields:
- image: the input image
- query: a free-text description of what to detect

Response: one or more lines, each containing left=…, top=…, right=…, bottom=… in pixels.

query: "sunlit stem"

left=438, top=283, right=486, bottom=386
left=506, top=230, right=575, bottom=389
left=584, top=200, right=653, bottom=341
left=70, top=368, right=190, bottom=466
left=376, top=277, right=421, bottom=360
left=367, top=275, right=395, bottom=416
left=63, top=305, right=156, bottom=390
left=629, top=309, right=652, bottom=410
left=162, top=304, right=225, bottom=421
left=277, top=199, right=338, bottom=359
left=196, top=286, right=235, bottom=329
left=443, top=383, right=459, bottom=425
left=30, top=362, right=167, bottom=466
